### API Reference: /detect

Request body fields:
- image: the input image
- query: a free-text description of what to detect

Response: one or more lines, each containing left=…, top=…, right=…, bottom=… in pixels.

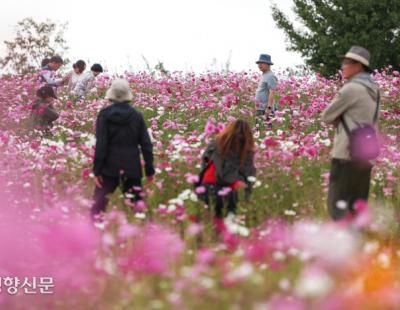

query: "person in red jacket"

left=197, top=119, right=256, bottom=222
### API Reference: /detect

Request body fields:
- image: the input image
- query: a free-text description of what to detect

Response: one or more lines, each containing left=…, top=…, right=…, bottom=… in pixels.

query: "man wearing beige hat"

left=322, top=45, right=380, bottom=220
left=91, top=79, right=155, bottom=220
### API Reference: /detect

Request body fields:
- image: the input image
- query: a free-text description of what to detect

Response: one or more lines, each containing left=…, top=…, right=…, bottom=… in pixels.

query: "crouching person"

left=91, top=79, right=155, bottom=221
left=197, top=119, right=256, bottom=229
left=28, top=85, right=59, bottom=133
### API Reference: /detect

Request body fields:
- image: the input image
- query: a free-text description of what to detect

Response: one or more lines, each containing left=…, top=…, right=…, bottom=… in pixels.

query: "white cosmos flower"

left=225, top=262, right=254, bottom=282
left=336, top=200, right=347, bottom=210
left=247, top=176, right=257, bottom=183
left=292, top=221, right=359, bottom=266
left=295, top=266, right=334, bottom=298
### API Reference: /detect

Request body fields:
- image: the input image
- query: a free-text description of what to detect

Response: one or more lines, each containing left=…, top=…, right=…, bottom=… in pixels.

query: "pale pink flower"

left=119, top=223, right=184, bottom=274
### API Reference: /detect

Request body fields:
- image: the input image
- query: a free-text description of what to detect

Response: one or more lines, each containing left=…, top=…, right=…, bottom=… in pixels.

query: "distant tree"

left=141, top=55, right=170, bottom=76
left=0, top=18, right=69, bottom=74
left=154, top=61, right=169, bottom=75
left=141, top=54, right=154, bottom=75
left=271, top=0, right=400, bottom=76
left=224, top=50, right=232, bottom=73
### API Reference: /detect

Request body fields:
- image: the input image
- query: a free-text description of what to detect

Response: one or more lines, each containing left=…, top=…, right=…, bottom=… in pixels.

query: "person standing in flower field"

left=28, top=85, right=59, bottom=132
left=74, top=63, right=103, bottom=99
left=40, top=58, right=50, bottom=68
left=65, top=60, right=86, bottom=92
left=322, top=46, right=380, bottom=220
left=39, top=55, right=65, bottom=88
left=255, top=54, right=278, bottom=129
left=91, top=79, right=155, bottom=220
left=196, top=119, right=256, bottom=230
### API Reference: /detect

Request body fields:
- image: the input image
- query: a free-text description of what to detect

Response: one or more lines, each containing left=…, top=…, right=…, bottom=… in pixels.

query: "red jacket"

left=202, top=160, right=241, bottom=190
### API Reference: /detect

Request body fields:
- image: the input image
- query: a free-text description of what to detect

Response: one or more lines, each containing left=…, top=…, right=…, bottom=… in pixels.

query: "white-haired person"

left=91, top=79, right=155, bottom=220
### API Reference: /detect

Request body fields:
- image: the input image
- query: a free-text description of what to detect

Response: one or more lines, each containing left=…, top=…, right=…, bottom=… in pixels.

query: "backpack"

left=340, top=87, right=380, bottom=162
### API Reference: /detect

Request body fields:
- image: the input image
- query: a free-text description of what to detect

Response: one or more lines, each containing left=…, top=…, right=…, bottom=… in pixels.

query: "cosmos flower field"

left=0, top=68, right=399, bottom=309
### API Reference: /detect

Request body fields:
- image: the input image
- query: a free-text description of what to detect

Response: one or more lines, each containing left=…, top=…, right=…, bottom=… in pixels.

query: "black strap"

left=339, top=115, right=351, bottom=137
left=339, top=82, right=380, bottom=138
left=372, top=90, right=380, bottom=123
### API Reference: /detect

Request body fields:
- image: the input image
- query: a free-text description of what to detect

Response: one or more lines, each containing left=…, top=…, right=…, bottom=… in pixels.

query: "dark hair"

left=41, top=58, right=50, bottom=68
left=73, top=60, right=86, bottom=73
left=216, top=119, right=255, bottom=166
left=36, top=85, right=57, bottom=99
left=91, top=63, right=103, bottom=73
left=363, top=64, right=373, bottom=73
left=50, top=56, right=63, bottom=64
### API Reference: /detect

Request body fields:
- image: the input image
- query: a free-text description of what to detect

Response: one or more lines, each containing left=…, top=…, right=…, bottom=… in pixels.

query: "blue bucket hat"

left=256, top=54, right=273, bottom=65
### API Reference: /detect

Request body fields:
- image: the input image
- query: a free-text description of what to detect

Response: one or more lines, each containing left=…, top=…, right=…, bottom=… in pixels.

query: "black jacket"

left=93, top=101, right=155, bottom=178
left=199, top=140, right=256, bottom=188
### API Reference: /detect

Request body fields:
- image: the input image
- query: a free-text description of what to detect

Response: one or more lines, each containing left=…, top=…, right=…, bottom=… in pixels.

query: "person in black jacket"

left=91, top=79, right=155, bottom=220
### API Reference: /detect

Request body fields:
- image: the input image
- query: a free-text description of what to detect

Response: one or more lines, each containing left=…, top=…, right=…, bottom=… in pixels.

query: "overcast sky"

left=0, top=0, right=303, bottom=73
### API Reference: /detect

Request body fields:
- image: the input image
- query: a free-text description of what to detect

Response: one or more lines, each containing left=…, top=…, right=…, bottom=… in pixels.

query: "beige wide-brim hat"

left=105, top=79, right=133, bottom=102
left=341, top=45, right=372, bottom=72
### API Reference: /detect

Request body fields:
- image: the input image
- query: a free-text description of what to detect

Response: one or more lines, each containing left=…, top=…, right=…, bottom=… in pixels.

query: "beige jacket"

left=321, top=72, right=380, bottom=160
left=74, top=71, right=95, bottom=97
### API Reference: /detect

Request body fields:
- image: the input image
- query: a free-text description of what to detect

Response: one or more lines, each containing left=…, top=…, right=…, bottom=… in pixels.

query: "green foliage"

left=0, top=18, right=69, bottom=75
left=141, top=55, right=170, bottom=76
left=154, top=61, right=170, bottom=75
left=271, top=0, right=400, bottom=76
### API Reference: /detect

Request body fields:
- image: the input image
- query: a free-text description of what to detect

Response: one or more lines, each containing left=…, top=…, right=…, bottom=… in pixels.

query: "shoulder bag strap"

left=372, top=90, right=380, bottom=124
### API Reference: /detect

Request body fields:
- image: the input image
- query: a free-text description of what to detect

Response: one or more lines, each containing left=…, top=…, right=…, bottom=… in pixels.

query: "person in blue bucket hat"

left=255, top=54, right=278, bottom=130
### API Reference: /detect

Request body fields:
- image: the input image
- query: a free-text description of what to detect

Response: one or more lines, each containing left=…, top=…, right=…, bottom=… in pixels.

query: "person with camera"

left=322, top=46, right=380, bottom=220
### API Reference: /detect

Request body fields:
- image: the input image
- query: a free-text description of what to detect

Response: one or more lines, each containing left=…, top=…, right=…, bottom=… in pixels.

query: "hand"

left=265, top=106, right=272, bottom=118
left=333, top=118, right=340, bottom=127
left=233, top=181, right=247, bottom=191
left=94, top=175, right=103, bottom=188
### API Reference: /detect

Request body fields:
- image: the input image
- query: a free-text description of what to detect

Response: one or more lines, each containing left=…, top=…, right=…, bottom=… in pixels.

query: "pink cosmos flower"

left=351, top=199, right=373, bottom=229
left=292, top=221, right=359, bottom=267
left=204, top=119, right=216, bottom=135
left=185, top=173, right=199, bottom=183
left=195, top=186, right=206, bottom=194
left=217, top=187, right=232, bottom=196
left=267, top=294, right=305, bottom=310
left=245, top=219, right=291, bottom=265
left=118, top=223, right=184, bottom=275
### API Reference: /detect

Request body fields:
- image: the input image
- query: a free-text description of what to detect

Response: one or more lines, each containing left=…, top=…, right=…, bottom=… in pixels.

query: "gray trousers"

left=327, top=158, right=372, bottom=220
